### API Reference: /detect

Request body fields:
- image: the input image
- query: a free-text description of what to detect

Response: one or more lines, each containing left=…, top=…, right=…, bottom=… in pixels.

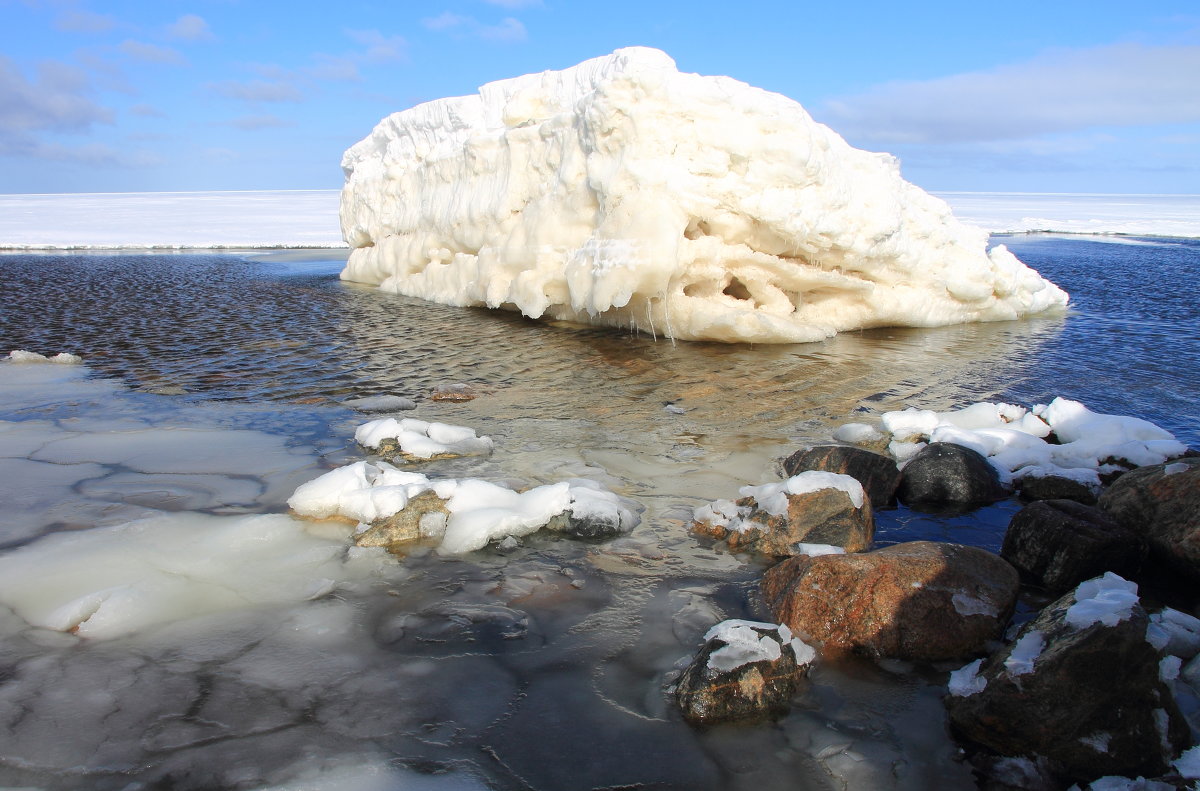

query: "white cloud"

left=209, top=79, right=304, bottom=103
left=422, top=12, right=470, bottom=31
left=0, top=56, right=111, bottom=134
left=54, top=10, right=117, bottom=34
left=226, top=114, right=293, bottom=131
left=117, top=39, right=186, bottom=66
left=421, top=13, right=528, bottom=43
left=305, top=54, right=361, bottom=82
left=344, top=29, right=408, bottom=63
left=479, top=17, right=526, bottom=43
left=483, top=0, right=542, bottom=7
left=166, top=14, right=214, bottom=42
left=820, top=43, right=1200, bottom=145
left=129, top=103, right=165, bottom=118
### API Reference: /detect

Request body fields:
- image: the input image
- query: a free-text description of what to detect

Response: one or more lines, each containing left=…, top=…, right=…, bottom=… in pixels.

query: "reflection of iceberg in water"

left=0, top=251, right=1069, bottom=790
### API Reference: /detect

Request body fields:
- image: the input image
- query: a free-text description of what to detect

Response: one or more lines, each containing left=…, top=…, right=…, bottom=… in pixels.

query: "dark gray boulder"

left=1099, top=458, right=1200, bottom=586
left=782, top=445, right=900, bottom=508
left=1001, top=499, right=1147, bottom=593
left=945, top=573, right=1190, bottom=785
left=897, top=442, right=1007, bottom=510
left=1017, top=474, right=1098, bottom=505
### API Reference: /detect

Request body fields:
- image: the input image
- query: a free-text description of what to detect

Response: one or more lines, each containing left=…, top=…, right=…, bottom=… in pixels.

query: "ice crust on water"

left=875, top=397, right=1186, bottom=486
left=288, top=460, right=636, bottom=554
left=0, top=512, right=385, bottom=639
left=703, top=619, right=816, bottom=673
left=338, top=47, right=1068, bottom=344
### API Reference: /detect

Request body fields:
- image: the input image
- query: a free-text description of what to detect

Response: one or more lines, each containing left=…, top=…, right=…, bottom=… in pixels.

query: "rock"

left=693, top=474, right=874, bottom=557
left=1017, top=474, right=1097, bottom=505
left=1098, top=458, right=1200, bottom=585
left=354, top=490, right=449, bottom=550
left=675, top=620, right=815, bottom=725
left=896, top=442, right=1008, bottom=510
left=761, top=541, right=1018, bottom=661
left=1001, top=499, right=1147, bottom=594
left=781, top=445, right=900, bottom=508
left=945, top=573, right=1190, bottom=785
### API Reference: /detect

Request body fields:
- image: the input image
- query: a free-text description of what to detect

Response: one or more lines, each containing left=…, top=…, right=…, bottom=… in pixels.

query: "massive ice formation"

left=340, top=48, right=1068, bottom=343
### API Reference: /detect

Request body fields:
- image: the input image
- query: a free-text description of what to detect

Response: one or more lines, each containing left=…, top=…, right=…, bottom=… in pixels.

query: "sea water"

left=0, top=235, right=1196, bottom=790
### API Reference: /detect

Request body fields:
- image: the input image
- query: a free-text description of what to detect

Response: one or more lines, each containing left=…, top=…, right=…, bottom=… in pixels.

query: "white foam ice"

left=7, top=349, right=83, bottom=364
left=1065, top=573, right=1140, bottom=630
left=339, top=47, right=1068, bottom=344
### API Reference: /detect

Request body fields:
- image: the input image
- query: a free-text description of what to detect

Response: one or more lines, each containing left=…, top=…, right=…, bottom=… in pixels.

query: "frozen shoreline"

left=0, top=190, right=1197, bottom=250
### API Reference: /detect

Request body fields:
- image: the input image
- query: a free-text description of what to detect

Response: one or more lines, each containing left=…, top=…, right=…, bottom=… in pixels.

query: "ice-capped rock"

left=339, top=47, right=1068, bottom=344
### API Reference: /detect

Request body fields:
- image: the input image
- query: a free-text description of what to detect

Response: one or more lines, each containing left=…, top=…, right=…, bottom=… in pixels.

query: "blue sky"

left=2, top=0, right=1198, bottom=194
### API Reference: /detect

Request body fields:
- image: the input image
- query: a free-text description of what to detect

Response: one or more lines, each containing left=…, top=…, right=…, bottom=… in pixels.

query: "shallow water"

left=0, top=237, right=1196, bottom=790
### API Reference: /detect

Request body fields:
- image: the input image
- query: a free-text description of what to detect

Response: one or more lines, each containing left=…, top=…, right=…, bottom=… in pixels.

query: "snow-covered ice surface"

left=0, top=190, right=345, bottom=249
left=339, top=47, right=1067, bottom=343
left=937, top=192, right=1200, bottom=239
left=0, top=233, right=1197, bottom=790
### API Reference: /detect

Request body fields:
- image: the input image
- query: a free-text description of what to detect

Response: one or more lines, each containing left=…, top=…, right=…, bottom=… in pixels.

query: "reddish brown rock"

left=761, top=541, right=1018, bottom=661
left=692, top=485, right=874, bottom=558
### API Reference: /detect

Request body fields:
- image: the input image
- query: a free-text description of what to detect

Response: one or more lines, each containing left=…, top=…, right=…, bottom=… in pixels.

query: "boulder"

left=897, top=442, right=1007, bottom=510
left=354, top=490, right=449, bottom=550
left=693, top=477, right=874, bottom=557
left=945, top=573, right=1190, bottom=785
left=1017, top=474, right=1097, bottom=505
left=675, top=620, right=816, bottom=725
left=761, top=541, right=1018, bottom=661
left=1001, top=499, right=1147, bottom=594
left=781, top=445, right=900, bottom=508
left=1099, top=458, right=1200, bottom=585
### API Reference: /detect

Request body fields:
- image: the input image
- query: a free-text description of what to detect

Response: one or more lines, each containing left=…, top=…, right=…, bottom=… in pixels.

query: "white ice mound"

left=339, top=47, right=1068, bottom=343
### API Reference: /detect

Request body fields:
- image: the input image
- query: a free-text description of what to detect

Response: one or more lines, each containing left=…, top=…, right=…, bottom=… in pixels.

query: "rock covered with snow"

left=692, top=471, right=873, bottom=556
left=339, top=47, right=1067, bottom=344
left=761, top=540, right=1018, bottom=661
left=781, top=445, right=900, bottom=508
left=288, top=460, right=638, bottom=555
left=842, top=398, right=1189, bottom=498
left=1099, top=457, right=1200, bottom=586
left=1001, top=499, right=1147, bottom=593
left=945, top=573, right=1190, bottom=785
left=675, top=619, right=816, bottom=724
left=355, top=416, right=493, bottom=460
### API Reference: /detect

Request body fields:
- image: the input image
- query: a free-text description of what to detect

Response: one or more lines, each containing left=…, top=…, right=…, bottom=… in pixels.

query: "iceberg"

left=339, top=47, right=1068, bottom=343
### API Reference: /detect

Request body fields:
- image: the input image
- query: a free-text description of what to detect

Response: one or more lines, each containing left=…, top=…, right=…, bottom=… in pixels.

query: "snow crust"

left=287, top=460, right=636, bottom=555
left=339, top=47, right=1068, bottom=343
left=1004, top=630, right=1045, bottom=676
left=1065, top=573, right=1139, bottom=630
left=936, top=192, right=1200, bottom=239
left=703, top=619, right=815, bottom=673
left=741, top=471, right=866, bottom=514
left=947, top=658, right=986, bottom=697
left=874, top=397, right=1186, bottom=486
left=1146, top=608, right=1200, bottom=659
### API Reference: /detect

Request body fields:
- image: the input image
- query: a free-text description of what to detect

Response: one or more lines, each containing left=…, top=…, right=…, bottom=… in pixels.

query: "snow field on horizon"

left=1, top=190, right=1196, bottom=250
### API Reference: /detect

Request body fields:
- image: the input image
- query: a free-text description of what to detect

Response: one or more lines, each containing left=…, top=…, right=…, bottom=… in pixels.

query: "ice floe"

left=339, top=47, right=1067, bottom=343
